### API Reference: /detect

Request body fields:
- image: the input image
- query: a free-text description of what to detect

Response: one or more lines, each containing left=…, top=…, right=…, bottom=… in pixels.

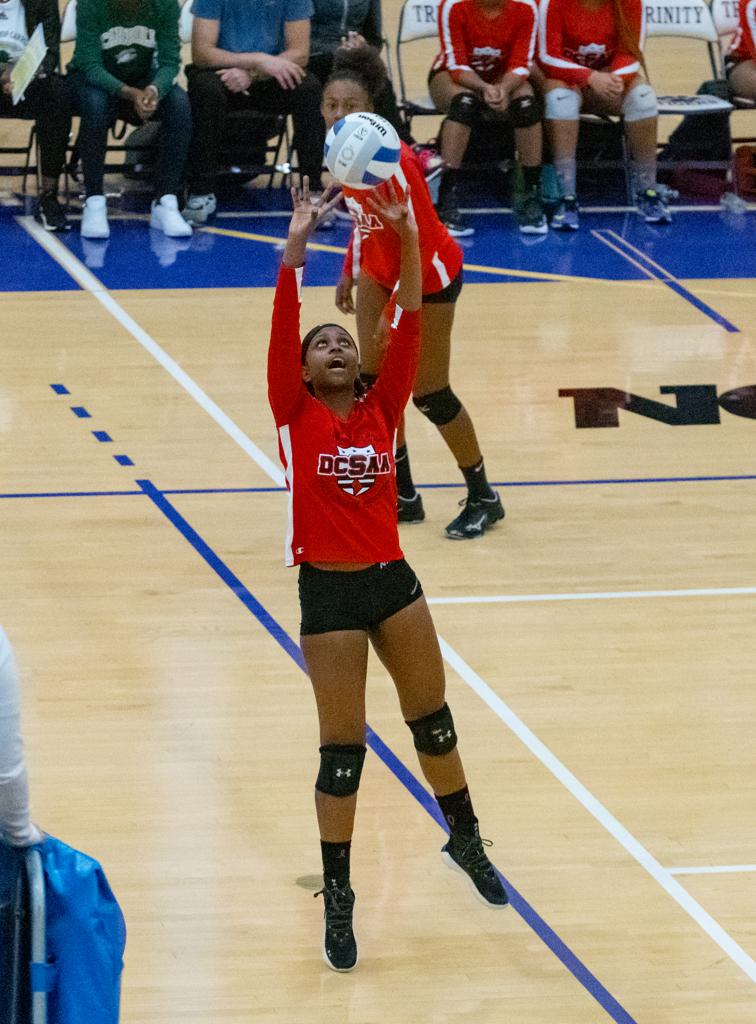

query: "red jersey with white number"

left=268, top=263, right=421, bottom=566
left=730, top=0, right=756, bottom=60
left=342, top=143, right=463, bottom=293
left=538, top=0, right=645, bottom=86
left=432, top=0, right=539, bottom=83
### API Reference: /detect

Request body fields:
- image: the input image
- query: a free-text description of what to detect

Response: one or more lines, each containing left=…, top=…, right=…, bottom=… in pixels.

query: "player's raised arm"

left=268, top=181, right=342, bottom=424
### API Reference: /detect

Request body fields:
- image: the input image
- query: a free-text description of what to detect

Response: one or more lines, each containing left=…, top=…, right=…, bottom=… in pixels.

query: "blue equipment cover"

left=40, top=836, right=126, bottom=1024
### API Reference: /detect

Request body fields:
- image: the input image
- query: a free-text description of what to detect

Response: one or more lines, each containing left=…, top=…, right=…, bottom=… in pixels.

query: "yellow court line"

left=200, top=224, right=642, bottom=286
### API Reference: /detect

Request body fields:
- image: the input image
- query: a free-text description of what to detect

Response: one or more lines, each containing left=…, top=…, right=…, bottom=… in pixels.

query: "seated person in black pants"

left=308, top=0, right=411, bottom=143
left=0, top=0, right=71, bottom=231
left=185, top=0, right=325, bottom=223
left=68, top=0, right=192, bottom=240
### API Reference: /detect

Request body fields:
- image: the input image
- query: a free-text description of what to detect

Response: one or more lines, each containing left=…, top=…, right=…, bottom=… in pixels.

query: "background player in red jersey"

left=538, top=0, right=671, bottom=227
left=325, top=47, right=505, bottom=540
left=268, top=179, right=508, bottom=973
left=726, top=0, right=756, bottom=100
left=430, top=0, right=546, bottom=236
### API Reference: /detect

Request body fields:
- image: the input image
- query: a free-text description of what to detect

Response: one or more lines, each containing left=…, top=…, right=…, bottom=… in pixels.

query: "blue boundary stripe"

left=136, top=476, right=638, bottom=1024
left=70, top=406, right=91, bottom=419
left=50, top=384, right=69, bottom=395
left=2, top=472, right=755, bottom=501
left=92, top=430, right=112, bottom=443
left=594, top=231, right=740, bottom=333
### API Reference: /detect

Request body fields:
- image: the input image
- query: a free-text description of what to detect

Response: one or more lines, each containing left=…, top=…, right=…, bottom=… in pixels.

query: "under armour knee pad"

left=510, top=93, right=542, bottom=128
left=545, top=87, right=580, bottom=121
left=412, top=386, right=462, bottom=426
left=447, top=92, right=482, bottom=127
left=316, top=744, right=366, bottom=797
left=407, top=703, right=458, bottom=756
left=623, top=83, right=658, bottom=123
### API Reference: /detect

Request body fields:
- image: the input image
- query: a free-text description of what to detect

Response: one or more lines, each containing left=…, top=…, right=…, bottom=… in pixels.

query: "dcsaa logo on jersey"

left=575, top=42, right=607, bottom=67
left=317, top=444, right=392, bottom=496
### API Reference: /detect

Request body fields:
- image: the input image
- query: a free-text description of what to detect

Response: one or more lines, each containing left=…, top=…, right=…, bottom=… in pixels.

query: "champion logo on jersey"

left=317, top=443, right=392, bottom=497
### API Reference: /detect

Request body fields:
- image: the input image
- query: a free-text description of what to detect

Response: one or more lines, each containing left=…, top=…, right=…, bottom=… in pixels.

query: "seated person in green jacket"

left=68, top=0, right=191, bottom=239
left=0, top=0, right=72, bottom=231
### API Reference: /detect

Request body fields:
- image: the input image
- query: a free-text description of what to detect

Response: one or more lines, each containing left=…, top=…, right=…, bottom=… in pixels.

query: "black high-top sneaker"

left=445, top=492, right=505, bottom=539
left=398, top=492, right=425, bottom=523
left=442, top=829, right=509, bottom=907
left=315, top=880, right=358, bottom=971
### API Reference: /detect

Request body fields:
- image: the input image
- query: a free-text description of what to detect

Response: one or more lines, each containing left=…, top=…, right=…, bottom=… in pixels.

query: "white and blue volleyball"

left=324, top=112, right=401, bottom=190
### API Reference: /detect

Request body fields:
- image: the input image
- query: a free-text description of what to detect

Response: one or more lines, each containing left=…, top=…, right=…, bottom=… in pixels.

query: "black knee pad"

left=407, top=703, right=458, bottom=756
left=360, top=371, right=379, bottom=391
left=447, top=92, right=482, bottom=128
left=413, top=386, right=462, bottom=426
left=510, top=93, right=542, bottom=129
left=315, top=744, right=366, bottom=797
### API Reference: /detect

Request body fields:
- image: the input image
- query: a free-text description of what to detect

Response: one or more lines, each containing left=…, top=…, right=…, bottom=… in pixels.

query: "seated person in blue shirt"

left=184, top=0, right=324, bottom=222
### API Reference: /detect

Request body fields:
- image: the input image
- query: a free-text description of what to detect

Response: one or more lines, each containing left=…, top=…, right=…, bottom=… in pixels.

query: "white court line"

left=428, top=585, right=756, bottom=605
left=668, top=865, right=756, bottom=875
left=437, top=636, right=756, bottom=983
left=22, top=216, right=756, bottom=984
left=18, top=217, right=285, bottom=487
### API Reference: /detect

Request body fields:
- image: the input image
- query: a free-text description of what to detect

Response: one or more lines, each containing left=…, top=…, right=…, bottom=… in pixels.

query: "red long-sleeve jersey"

left=432, top=0, right=539, bottom=83
left=342, top=143, right=463, bottom=293
left=730, top=0, right=756, bottom=60
left=268, top=263, right=421, bottom=567
left=538, top=0, right=645, bottom=86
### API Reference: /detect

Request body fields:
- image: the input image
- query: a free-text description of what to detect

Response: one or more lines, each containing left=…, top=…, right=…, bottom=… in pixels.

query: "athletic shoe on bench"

left=515, top=187, right=548, bottom=234
left=183, top=192, right=217, bottom=225
left=81, top=195, right=109, bottom=239
left=637, top=187, right=672, bottom=224
left=150, top=195, right=192, bottom=237
left=35, top=192, right=70, bottom=232
left=551, top=195, right=579, bottom=231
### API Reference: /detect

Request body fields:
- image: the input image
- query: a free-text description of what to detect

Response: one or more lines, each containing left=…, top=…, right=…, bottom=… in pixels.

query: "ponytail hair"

left=611, top=0, right=649, bottom=79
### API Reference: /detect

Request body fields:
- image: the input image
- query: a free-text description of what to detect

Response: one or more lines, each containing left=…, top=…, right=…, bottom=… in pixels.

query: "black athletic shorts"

left=422, top=267, right=464, bottom=304
left=299, top=559, right=423, bottom=635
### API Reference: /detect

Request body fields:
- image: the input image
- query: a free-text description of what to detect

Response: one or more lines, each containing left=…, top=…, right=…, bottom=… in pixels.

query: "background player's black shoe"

left=442, top=832, right=509, bottom=907
left=34, top=193, right=70, bottom=232
left=398, top=492, right=425, bottom=523
left=315, top=882, right=358, bottom=972
left=445, top=493, right=504, bottom=539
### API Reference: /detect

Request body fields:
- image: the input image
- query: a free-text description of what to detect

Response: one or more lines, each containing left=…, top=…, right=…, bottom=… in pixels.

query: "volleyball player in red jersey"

left=726, top=0, right=756, bottom=100
left=325, top=47, right=504, bottom=539
left=538, top=0, right=672, bottom=227
left=269, top=179, right=508, bottom=972
left=430, top=0, right=546, bottom=236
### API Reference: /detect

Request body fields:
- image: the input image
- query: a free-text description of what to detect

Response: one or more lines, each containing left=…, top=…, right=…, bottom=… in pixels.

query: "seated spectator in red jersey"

left=538, top=0, right=672, bottom=228
left=430, top=0, right=546, bottom=236
left=0, top=0, right=71, bottom=231
left=726, top=0, right=756, bottom=100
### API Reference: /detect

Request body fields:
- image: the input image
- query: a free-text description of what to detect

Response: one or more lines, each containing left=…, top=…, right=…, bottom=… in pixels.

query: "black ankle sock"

left=395, top=444, right=417, bottom=500
left=437, top=786, right=478, bottom=836
left=460, top=458, right=495, bottom=502
left=438, top=167, right=459, bottom=209
left=321, top=840, right=351, bottom=888
left=522, top=165, right=542, bottom=192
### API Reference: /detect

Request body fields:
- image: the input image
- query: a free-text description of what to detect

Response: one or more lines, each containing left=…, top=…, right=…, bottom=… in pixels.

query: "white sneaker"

left=182, top=193, right=217, bottom=225
left=81, top=195, right=109, bottom=239
left=150, top=194, right=192, bottom=237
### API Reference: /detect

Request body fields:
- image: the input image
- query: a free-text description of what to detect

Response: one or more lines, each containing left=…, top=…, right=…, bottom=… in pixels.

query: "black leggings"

left=0, top=74, right=71, bottom=181
left=186, top=65, right=325, bottom=193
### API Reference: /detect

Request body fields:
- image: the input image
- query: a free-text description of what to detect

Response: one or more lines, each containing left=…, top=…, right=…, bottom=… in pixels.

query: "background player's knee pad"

left=412, top=386, right=462, bottom=426
left=407, top=703, right=458, bottom=756
left=447, top=92, right=482, bottom=128
left=360, top=371, right=378, bottom=391
left=545, top=87, right=580, bottom=121
left=510, top=93, right=542, bottom=128
left=315, top=744, right=366, bottom=797
left=622, top=83, right=658, bottom=122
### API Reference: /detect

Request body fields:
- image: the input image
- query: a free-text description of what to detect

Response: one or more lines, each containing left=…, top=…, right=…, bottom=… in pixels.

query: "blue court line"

left=136, top=476, right=638, bottom=1024
left=92, top=430, right=113, bottom=443
left=2, top=472, right=756, bottom=502
left=592, top=231, right=740, bottom=333
left=70, top=406, right=91, bottom=419
left=50, top=384, right=69, bottom=395
left=114, top=455, right=135, bottom=467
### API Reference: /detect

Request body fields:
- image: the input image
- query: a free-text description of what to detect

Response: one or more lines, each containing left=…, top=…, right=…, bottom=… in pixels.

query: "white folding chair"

left=396, top=0, right=442, bottom=131
left=644, top=0, right=733, bottom=114
left=710, top=0, right=756, bottom=109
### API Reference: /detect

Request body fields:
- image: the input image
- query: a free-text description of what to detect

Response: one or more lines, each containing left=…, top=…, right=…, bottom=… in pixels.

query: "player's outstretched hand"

left=288, top=178, right=342, bottom=237
left=366, top=181, right=417, bottom=235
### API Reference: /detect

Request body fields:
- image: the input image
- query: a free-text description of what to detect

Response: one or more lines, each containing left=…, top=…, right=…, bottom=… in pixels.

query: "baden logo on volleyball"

left=324, top=112, right=401, bottom=190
